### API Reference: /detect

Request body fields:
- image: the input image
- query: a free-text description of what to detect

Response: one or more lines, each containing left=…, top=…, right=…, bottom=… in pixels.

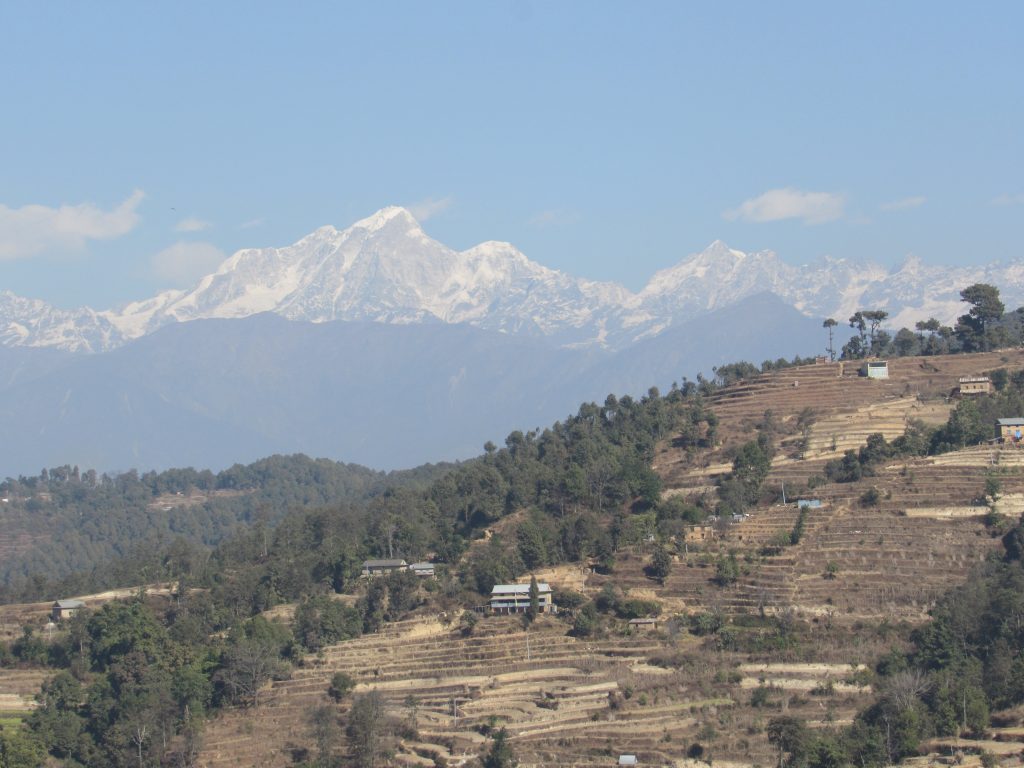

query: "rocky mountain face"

left=3, top=206, right=1021, bottom=354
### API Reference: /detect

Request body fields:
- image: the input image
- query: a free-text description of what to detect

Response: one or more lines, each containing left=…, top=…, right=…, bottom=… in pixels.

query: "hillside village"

left=6, top=348, right=1024, bottom=767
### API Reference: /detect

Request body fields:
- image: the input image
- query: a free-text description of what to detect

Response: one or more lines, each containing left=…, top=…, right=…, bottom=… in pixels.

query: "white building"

left=489, top=583, right=555, bottom=614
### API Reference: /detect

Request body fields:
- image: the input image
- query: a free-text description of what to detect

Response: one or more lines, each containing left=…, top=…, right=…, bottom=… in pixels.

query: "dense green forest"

left=2, top=384, right=712, bottom=605
left=0, top=455, right=452, bottom=602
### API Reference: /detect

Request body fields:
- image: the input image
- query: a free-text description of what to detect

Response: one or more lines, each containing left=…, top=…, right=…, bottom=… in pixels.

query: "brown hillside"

left=652, top=350, right=1024, bottom=622
left=196, top=612, right=880, bottom=768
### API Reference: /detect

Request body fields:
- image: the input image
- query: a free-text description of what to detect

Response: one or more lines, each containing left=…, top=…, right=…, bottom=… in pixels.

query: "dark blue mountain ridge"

left=0, top=292, right=833, bottom=475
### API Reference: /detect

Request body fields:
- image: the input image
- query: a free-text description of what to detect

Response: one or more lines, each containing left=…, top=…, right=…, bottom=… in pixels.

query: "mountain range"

left=3, top=206, right=1022, bottom=354
left=0, top=206, right=1020, bottom=474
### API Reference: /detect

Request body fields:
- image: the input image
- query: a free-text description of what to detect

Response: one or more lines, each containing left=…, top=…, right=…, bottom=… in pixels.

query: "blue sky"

left=1, top=1, right=1022, bottom=309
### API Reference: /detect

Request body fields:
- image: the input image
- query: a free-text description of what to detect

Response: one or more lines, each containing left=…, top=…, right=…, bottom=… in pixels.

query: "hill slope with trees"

left=9, top=286, right=1024, bottom=766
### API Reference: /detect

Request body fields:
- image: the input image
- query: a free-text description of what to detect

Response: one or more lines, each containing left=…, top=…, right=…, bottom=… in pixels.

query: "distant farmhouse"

left=997, top=418, right=1024, bottom=443
left=361, top=559, right=437, bottom=579
left=361, top=559, right=408, bottom=577
left=490, top=583, right=554, bottom=614
left=51, top=599, right=85, bottom=622
left=408, top=562, right=436, bottom=578
left=959, top=376, right=991, bottom=395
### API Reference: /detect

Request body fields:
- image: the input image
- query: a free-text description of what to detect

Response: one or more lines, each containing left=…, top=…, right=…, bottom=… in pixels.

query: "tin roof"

left=490, top=583, right=552, bottom=595
left=54, top=599, right=85, bottom=609
left=363, top=559, right=407, bottom=568
left=998, top=419, right=1024, bottom=426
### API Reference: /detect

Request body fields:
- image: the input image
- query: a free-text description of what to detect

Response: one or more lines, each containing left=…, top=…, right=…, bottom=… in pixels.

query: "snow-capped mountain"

left=0, top=291, right=126, bottom=352
left=2, top=205, right=1023, bottom=353
left=138, top=207, right=633, bottom=347
left=635, top=245, right=1024, bottom=337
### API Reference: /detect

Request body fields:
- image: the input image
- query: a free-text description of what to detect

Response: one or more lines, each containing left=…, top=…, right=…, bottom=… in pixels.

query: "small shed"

left=618, top=756, right=638, bottom=766
left=408, top=562, right=436, bottom=578
left=797, top=499, right=823, bottom=509
left=51, top=599, right=85, bottom=622
left=864, top=361, right=889, bottom=379
left=959, top=376, right=991, bottom=395
left=997, top=419, right=1024, bottom=442
left=628, top=618, right=659, bottom=632
left=361, top=559, right=408, bottom=577
left=490, top=583, right=555, bottom=614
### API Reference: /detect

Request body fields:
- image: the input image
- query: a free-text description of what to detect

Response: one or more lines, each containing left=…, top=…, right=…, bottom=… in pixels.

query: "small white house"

left=618, top=756, right=638, bottom=766
left=489, top=583, right=555, bottom=614
left=865, top=361, right=889, bottom=379
left=408, top=562, right=436, bottom=578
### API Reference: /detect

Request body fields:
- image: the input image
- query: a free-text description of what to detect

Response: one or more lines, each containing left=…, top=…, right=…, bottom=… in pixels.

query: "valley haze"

left=1, top=206, right=1020, bottom=475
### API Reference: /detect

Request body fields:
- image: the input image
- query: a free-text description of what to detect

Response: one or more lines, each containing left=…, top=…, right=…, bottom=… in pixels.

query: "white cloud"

left=151, top=241, right=226, bottom=287
left=993, top=193, right=1024, bottom=206
left=0, top=190, right=144, bottom=261
left=723, top=188, right=845, bottom=225
left=406, top=196, right=452, bottom=221
left=239, top=218, right=264, bottom=229
left=880, top=195, right=926, bottom=211
left=175, top=217, right=211, bottom=232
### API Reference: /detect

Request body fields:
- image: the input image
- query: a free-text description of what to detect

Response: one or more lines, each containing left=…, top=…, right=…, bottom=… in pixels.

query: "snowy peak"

left=0, top=290, right=125, bottom=353
left=637, top=241, right=790, bottom=320
left=350, top=205, right=422, bottom=234
left=110, top=206, right=632, bottom=346
left=3, top=210, right=1024, bottom=354
left=643, top=241, right=779, bottom=292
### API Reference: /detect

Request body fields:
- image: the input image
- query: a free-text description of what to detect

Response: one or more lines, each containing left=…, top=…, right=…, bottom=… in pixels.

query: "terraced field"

left=197, top=616, right=710, bottom=767
left=649, top=352, right=1024, bottom=623
left=196, top=610, right=878, bottom=768
left=0, top=668, right=48, bottom=714
left=655, top=349, right=1024, bottom=490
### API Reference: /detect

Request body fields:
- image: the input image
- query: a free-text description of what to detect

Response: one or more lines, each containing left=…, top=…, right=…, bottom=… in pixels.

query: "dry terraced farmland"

left=196, top=613, right=877, bottom=768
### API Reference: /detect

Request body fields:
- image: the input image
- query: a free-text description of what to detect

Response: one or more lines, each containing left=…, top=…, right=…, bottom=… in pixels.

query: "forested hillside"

left=0, top=455, right=450, bottom=602
left=0, top=384, right=702, bottom=767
